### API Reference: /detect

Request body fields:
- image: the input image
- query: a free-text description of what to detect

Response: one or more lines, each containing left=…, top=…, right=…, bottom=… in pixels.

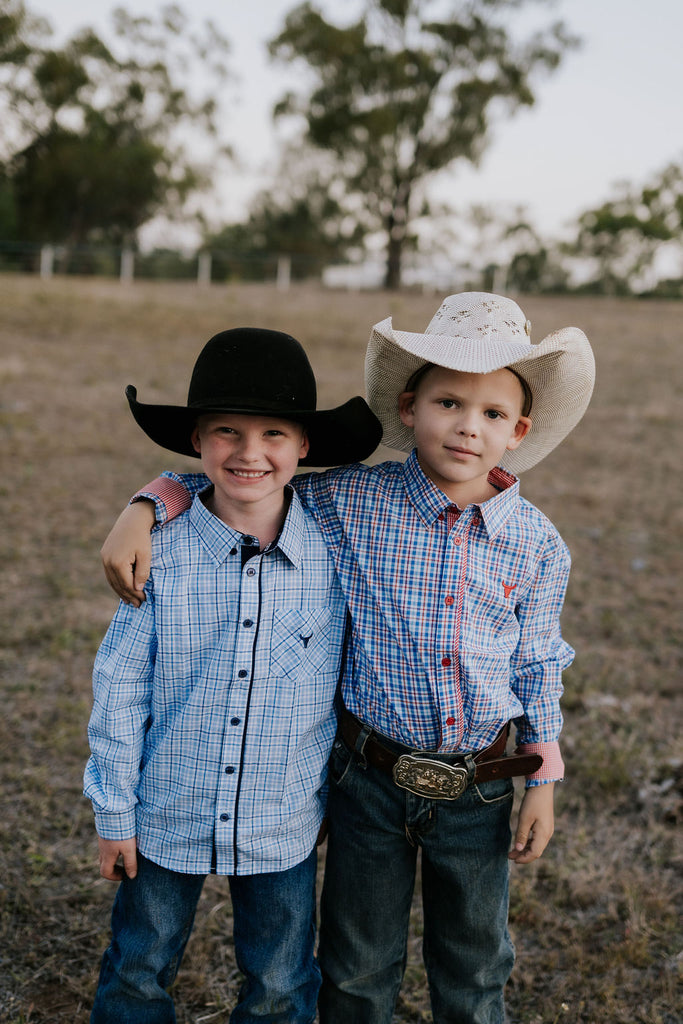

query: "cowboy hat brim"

left=365, top=318, right=595, bottom=475
left=126, top=386, right=383, bottom=467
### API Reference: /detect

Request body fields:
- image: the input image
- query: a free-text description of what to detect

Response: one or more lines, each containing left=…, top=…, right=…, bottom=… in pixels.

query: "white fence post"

left=40, top=245, right=54, bottom=280
left=276, top=255, right=291, bottom=292
left=197, top=251, right=212, bottom=286
left=120, top=248, right=135, bottom=284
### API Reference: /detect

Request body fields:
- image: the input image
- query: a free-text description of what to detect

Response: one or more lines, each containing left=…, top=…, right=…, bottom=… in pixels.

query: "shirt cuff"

left=94, top=809, right=137, bottom=840
left=517, top=740, right=564, bottom=786
left=131, top=476, right=192, bottom=524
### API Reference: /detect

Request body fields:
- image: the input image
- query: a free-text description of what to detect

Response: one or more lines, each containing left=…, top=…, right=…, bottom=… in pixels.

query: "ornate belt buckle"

left=393, top=755, right=469, bottom=800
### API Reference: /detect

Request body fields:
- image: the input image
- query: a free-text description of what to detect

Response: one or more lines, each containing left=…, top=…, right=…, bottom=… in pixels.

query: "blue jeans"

left=318, top=732, right=515, bottom=1024
left=91, top=849, right=320, bottom=1024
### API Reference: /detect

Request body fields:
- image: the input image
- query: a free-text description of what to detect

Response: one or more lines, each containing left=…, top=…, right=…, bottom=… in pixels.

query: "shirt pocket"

left=270, top=607, right=333, bottom=678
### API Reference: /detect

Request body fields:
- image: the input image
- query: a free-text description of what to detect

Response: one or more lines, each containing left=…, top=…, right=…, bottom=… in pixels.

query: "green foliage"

left=0, top=1, right=232, bottom=245
left=204, top=147, right=367, bottom=280
left=569, top=161, right=683, bottom=295
left=269, top=0, right=578, bottom=288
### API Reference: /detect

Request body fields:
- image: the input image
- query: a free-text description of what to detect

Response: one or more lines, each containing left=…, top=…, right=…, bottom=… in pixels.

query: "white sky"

left=30, top=0, right=683, bottom=244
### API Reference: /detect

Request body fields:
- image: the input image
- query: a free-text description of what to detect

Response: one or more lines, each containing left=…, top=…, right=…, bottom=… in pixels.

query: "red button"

left=446, top=717, right=456, bottom=726
left=441, top=657, right=451, bottom=667
left=438, top=513, right=444, bottom=521
left=445, top=596, right=454, bottom=606
left=454, top=537, right=462, bottom=546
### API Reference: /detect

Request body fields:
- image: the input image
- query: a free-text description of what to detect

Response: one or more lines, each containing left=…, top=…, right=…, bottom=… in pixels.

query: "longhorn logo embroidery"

left=502, top=582, right=517, bottom=600
left=299, top=634, right=313, bottom=649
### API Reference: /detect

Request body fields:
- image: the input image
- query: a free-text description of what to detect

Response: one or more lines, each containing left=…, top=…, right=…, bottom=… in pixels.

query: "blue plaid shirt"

left=85, top=488, right=346, bottom=875
left=143, top=452, right=574, bottom=782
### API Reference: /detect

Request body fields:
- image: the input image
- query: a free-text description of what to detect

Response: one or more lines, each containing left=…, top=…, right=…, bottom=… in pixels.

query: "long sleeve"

left=84, top=589, right=157, bottom=838
left=510, top=529, right=573, bottom=784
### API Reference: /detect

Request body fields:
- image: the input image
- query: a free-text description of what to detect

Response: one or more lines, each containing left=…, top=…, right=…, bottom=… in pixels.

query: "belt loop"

left=463, top=753, right=476, bottom=784
left=354, top=723, right=372, bottom=769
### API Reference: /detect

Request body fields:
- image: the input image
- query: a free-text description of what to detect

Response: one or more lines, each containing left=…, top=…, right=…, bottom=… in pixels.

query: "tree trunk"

left=384, top=232, right=403, bottom=290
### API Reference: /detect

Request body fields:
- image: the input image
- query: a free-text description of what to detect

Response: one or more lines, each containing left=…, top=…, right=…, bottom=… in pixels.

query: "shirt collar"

left=401, top=449, right=520, bottom=536
left=188, top=485, right=306, bottom=568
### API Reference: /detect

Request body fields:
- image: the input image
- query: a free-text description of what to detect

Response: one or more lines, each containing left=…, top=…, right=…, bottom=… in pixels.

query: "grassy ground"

left=0, top=276, right=680, bottom=1023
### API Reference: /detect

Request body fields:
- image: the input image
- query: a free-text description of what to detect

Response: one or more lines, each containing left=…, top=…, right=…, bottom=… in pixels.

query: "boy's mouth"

left=228, top=469, right=270, bottom=479
left=447, top=446, right=478, bottom=458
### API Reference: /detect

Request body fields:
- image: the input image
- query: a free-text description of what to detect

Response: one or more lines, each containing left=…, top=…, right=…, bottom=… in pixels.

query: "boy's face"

left=398, top=366, right=531, bottom=506
left=191, top=412, right=309, bottom=522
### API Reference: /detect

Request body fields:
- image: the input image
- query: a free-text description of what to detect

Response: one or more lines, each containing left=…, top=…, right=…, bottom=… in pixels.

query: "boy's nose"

left=236, top=435, right=262, bottom=460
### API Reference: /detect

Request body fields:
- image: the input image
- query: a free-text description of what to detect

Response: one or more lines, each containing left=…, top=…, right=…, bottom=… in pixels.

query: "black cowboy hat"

left=126, top=327, right=382, bottom=467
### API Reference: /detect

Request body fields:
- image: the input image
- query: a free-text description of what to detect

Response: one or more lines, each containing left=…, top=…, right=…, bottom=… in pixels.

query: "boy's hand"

left=101, top=501, right=156, bottom=606
left=508, top=782, right=555, bottom=864
left=97, top=835, right=138, bottom=880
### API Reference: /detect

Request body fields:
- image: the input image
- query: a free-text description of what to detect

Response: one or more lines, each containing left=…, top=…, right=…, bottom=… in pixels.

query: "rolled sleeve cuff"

left=131, top=476, right=192, bottom=524
left=94, top=809, right=137, bottom=840
left=518, top=740, right=564, bottom=786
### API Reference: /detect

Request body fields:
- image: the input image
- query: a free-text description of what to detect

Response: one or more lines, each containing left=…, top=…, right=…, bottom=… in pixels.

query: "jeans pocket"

left=328, top=735, right=355, bottom=789
left=472, top=776, right=515, bottom=805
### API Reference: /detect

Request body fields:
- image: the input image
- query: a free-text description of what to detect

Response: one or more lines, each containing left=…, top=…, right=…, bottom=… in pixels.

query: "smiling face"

left=191, top=412, right=309, bottom=527
left=398, top=365, right=531, bottom=506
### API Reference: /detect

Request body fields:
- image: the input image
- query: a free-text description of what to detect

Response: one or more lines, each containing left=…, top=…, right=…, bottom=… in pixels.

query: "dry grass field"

left=0, top=275, right=681, bottom=1023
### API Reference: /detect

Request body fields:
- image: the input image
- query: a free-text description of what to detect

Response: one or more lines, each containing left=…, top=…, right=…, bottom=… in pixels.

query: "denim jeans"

left=317, top=733, right=515, bottom=1024
left=91, top=849, right=320, bottom=1024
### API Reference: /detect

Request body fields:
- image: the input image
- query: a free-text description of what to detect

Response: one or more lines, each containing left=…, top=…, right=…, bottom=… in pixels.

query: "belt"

left=339, top=708, right=543, bottom=800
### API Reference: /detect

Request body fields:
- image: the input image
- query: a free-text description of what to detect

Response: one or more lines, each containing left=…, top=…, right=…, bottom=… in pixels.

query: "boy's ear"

left=191, top=425, right=202, bottom=455
left=398, top=391, right=416, bottom=428
left=506, top=415, right=532, bottom=451
left=299, top=429, right=310, bottom=461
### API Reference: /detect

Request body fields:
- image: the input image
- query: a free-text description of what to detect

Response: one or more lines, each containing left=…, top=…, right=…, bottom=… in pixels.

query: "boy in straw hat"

left=100, top=294, right=595, bottom=1024
left=84, top=327, right=382, bottom=1023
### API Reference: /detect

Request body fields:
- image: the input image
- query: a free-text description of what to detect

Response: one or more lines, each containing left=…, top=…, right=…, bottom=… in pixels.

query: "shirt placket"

left=437, top=506, right=482, bottom=751
left=213, top=538, right=263, bottom=873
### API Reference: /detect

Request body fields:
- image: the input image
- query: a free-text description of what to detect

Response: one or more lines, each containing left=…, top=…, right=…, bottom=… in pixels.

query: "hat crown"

left=426, top=292, right=532, bottom=346
left=188, top=327, right=317, bottom=414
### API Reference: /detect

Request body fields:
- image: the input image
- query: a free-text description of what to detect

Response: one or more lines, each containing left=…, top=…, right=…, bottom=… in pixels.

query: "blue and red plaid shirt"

left=140, top=452, right=573, bottom=783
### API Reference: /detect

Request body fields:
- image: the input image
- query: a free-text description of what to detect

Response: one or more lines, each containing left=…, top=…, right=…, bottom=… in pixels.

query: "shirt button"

left=453, top=537, right=462, bottom=546
left=437, top=513, right=444, bottom=521
left=219, top=813, right=229, bottom=821
left=230, top=547, right=237, bottom=556
left=446, top=717, right=456, bottom=726
left=242, top=619, right=253, bottom=628
left=225, top=766, right=235, bottom=774
left=238, top=669, right=248, bottom=678
left=445, top=595, right=454, bottom=606
left=230, top=717, right=241, bottom=726
left=441, top=657, right=451, bottom=667
left=246, top=567, right=256, bottom=576
left=473, top=515, right=481, bottom=525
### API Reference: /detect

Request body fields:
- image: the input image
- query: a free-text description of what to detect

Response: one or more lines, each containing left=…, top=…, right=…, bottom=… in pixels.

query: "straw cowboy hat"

left=127, top=327, right=383, bottom=467
left=365, top=292, right=595, bottom=475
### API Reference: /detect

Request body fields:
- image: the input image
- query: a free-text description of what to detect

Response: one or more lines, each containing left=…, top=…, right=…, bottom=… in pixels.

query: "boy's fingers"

left=122, top=847, right=138, bottom=878
left=133, top=552, right=151, bottom=593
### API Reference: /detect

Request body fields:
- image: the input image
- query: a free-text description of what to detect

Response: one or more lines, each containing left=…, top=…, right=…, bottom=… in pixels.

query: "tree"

left=0, top=2, right=232, bottom=245
left=269, top=0, right=578, bottom=289
left=568, top=161, right=683, bottom=295
left=204, top=144, right=367, bottom=280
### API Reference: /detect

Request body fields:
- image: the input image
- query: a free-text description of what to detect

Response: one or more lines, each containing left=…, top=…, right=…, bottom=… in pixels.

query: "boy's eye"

left=439, top=399, right=458, bottom=409
left=485, top=410, right=503, bottom=420
left=265, top=429, right=284, bottom=437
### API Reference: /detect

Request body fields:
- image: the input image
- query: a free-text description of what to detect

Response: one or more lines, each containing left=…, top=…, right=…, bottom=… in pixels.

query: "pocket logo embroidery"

left=299, top=633, right=313, bottom=649
left=502, top=582, right=517, bottom=599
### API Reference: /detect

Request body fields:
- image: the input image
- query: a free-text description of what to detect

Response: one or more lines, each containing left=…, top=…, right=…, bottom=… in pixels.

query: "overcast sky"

left=31, top=0, right=683, bottom=243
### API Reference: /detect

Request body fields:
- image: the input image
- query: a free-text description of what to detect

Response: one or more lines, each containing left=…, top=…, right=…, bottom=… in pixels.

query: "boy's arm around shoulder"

left=85, top=589, right=157, bottom=879
left=101, top=471, right=207, bottom=604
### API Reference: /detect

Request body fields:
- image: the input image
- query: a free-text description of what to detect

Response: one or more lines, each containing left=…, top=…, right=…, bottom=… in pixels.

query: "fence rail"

left=0, top=240, right=319, bottom=289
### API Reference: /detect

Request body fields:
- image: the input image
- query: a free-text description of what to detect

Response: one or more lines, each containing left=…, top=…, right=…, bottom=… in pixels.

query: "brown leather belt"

left=339, top=707, right=543, bottom=800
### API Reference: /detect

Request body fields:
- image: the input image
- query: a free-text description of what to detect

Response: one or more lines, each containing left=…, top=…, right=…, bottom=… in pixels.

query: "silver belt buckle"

left=393, top=754, right=469, bottom=800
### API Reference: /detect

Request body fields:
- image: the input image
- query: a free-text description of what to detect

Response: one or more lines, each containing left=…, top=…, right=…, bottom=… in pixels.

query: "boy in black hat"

left=84, top=327, right=381, bottom=1024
